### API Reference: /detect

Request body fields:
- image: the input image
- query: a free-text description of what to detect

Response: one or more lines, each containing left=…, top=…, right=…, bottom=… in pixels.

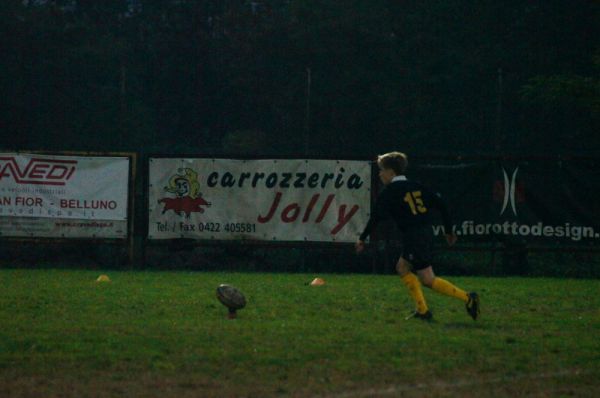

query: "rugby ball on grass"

left=216, top=284, right=246, bottom=311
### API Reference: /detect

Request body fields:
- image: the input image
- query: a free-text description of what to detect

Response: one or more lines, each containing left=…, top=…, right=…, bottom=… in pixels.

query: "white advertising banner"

left=0, top=217, right=128, bottom=239
left=0, top=153, right=130, bottom=238
left=148, top=158, right=371, bottom=242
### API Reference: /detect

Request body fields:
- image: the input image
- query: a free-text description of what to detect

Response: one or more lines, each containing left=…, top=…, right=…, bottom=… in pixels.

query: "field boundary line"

left=324, top=368, right=594, bottom=398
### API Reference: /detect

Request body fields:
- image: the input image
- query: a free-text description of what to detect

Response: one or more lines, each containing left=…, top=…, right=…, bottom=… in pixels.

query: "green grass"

left=1, top=270, right=599, bottom=397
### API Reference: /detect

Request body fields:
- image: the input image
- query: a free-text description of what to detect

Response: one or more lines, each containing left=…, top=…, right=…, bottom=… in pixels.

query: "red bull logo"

left=158, top=168, right=210, bottom=218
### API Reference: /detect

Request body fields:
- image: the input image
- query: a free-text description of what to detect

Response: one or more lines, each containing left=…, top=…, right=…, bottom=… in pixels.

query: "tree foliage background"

left=1, top=1, right=599, bottom=275
left=1, top=1, right=598, bottom=157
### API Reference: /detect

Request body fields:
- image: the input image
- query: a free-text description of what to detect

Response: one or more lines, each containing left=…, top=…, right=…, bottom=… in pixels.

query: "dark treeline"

left=1, top=0, right=599, bottom=157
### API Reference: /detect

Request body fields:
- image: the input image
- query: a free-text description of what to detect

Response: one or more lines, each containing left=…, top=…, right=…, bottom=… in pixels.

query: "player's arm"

left=356, top=190, right=391, bottom=253
left=426, top=188, right=456, bottom=246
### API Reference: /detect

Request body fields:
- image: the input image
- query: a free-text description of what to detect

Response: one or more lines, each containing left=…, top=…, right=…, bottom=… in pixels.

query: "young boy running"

left=355, top=151, right=480, bottom=321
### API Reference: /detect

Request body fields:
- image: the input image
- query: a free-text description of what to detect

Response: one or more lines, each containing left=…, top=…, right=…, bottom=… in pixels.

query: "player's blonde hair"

left=377, top=151, right=408, bottom=175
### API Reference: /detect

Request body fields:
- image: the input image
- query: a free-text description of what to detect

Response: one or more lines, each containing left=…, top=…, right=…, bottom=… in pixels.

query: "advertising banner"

left=410, top=158, right=600, bottom=245
left=148, top=158, right=371, bottom=242
left=0, top=153, right=130, bottom=238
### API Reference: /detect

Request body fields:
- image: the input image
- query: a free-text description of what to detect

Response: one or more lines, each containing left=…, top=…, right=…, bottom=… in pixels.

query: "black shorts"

left=392, top=226, right=434, bottom=271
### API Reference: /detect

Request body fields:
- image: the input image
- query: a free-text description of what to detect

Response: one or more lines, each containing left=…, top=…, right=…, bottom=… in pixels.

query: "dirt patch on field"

left=1, top=369, right=599, bottom=398
left=325, top=369, right=599, bottom=398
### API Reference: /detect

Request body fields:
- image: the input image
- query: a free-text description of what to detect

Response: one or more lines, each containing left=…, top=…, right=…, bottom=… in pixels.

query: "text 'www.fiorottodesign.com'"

left=432, top=221, right=600, bottom=241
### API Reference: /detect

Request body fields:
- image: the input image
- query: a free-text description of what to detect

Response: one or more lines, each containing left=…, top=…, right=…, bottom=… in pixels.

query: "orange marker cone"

left=310, top=277, right=326, bottom=286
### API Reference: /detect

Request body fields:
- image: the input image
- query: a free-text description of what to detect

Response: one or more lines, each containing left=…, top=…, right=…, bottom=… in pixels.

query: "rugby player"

left=356, top=151, right=480, bottom=321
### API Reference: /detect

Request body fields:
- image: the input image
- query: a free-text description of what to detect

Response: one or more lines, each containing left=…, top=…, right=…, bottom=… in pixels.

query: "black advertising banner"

left=410, top=158, right=600, bottom=246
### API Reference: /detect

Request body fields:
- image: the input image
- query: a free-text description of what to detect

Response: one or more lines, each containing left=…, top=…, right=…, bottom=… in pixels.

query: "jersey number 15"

left=404, top=191, right=427, bottom=215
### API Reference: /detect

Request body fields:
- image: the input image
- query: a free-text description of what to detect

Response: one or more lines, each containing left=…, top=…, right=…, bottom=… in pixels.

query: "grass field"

left=1, top=269, right=599, bottom=397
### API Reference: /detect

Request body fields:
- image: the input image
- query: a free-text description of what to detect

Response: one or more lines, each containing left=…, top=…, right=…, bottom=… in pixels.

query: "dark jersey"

left=359, top=177, right=452, bottom=241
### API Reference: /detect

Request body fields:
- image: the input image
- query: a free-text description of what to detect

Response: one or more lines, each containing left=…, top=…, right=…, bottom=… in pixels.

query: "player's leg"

left=415, top=267, right=480, bottom=320
left=417, top=267, right=468, bottom=301
left=405, top=226, right=480, bottom=320
left=397, top=257, right=430, bottom=318
left=414, top=265, right=435, bottom=288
